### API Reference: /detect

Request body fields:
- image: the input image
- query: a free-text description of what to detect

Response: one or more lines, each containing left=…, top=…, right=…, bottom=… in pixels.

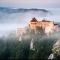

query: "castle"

left=28, top=17, right=59, bottom=34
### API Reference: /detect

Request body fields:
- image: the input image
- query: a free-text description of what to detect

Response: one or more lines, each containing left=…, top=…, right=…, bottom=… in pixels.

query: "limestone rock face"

left=52, top=40, right=60, bottom=55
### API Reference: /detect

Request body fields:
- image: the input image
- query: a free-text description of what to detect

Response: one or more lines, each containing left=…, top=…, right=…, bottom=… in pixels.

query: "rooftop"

left=30, top=17, right=38, bottom=22
left=42, top=19, right=51, bottom=22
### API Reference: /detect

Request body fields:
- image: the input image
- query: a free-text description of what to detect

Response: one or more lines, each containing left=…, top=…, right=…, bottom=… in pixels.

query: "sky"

left=0, top=0, right=60, bottom=8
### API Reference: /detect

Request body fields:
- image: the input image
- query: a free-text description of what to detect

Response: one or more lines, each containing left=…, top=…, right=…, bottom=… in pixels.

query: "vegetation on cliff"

left=0, top=28, right=59, bottom=60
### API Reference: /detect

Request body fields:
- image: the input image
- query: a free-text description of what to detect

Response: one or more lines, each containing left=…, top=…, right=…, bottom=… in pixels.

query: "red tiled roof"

left=42, top=20, right=51, bottom=22
left=30, top=17, right=38, bottom=22
left=54, top=24, right=58, bottom=25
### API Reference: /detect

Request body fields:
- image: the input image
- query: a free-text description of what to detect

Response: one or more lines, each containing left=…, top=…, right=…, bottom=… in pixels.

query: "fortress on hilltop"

left=17, top=17, right=59, bottom=36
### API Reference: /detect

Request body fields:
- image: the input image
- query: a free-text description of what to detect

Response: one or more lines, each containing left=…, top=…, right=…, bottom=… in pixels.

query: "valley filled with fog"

left=0, top=7, right=60, bottom=60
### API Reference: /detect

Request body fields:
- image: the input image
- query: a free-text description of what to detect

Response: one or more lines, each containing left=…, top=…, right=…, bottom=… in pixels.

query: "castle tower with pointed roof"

left=29, top=17, right=38, bottom=30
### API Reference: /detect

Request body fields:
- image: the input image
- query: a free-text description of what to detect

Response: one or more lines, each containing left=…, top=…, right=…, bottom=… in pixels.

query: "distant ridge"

left=0, top=7, right=50, bottom=13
